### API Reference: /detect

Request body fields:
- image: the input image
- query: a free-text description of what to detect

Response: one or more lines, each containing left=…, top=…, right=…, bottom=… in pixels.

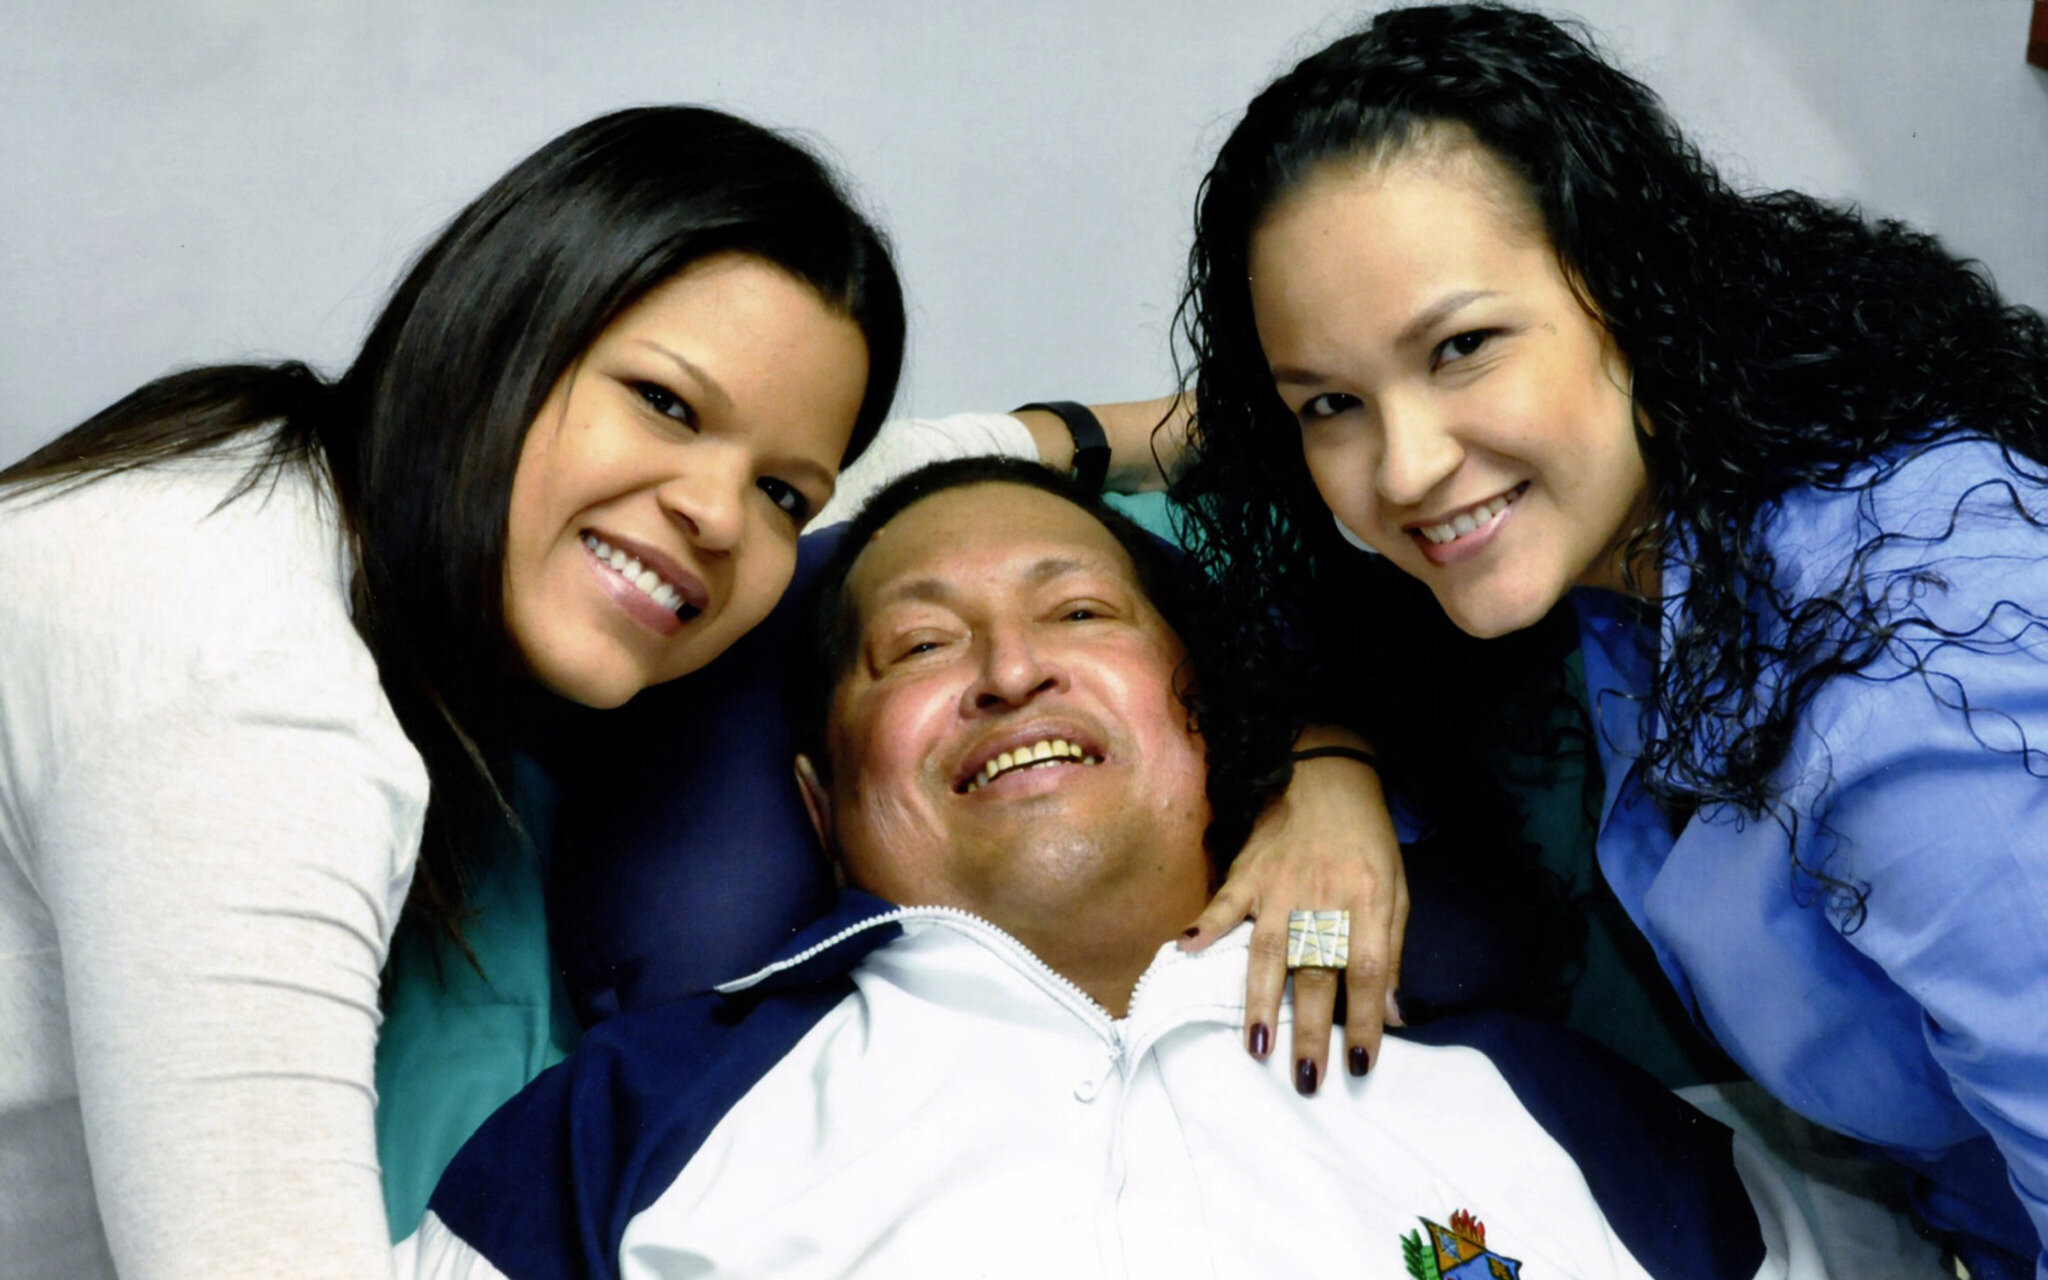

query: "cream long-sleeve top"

left=0, top=444, right=425, bottom=1280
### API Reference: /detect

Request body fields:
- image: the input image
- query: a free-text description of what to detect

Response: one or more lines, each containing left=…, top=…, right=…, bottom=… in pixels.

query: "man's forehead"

left=877, top=554, right=1104, bottom=607
left=847, top=484, right=1140, bottom=614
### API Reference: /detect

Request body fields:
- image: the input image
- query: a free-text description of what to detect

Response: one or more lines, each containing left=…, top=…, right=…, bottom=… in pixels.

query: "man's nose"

left=1374, top=392, right=1462, bottom=508
left=963, top=626, right=1062, bottom=712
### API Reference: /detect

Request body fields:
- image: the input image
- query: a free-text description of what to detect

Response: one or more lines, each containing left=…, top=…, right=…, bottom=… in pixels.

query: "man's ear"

left=794, top=755, right=846, bottom=888
left=1171, top=658, right=1202, bottom=731
left=794, top=754, right=834, bottom=851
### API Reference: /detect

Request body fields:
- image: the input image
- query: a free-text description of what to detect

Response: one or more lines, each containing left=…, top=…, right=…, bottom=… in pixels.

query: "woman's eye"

left=633, top=381, right=695, bottom=426
left=1061, top=607, right=1099, bottom=621
left=1432, top=329, right=1498, bottom=369
left=1298, top=392, right=1360, bottom=422
left=893, top=639, right=943, bottom=661
left=758, top=476, right=811, bottom=522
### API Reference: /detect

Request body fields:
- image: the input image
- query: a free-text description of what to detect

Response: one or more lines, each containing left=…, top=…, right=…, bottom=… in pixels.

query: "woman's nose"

left=657, top=444, right=748, bottom=552
left=1374, top=396, right=1462, bottom=508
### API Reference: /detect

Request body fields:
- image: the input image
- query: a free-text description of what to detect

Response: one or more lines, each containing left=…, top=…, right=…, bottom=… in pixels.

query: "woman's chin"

left=520, top=639, right=658, bottom=710
left=534, top=666, right=642, bottom=710
left=1432, top=579, right=1556, bottom=640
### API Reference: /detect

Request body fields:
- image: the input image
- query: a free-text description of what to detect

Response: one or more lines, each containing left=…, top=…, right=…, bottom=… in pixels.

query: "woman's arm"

left=1811, top=655, right=2048, bottom=1261
left=47, top=655, right=420, bottom=1277
left=815, top=395, right=1192, bottom=528
left=4, top=466, right=422, bottom=1278
left=1010, top=394, right=1191, bottom=493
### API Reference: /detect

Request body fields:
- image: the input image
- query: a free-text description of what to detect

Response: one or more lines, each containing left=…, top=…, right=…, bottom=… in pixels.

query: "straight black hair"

left=2, top=106, right=907, bottom=940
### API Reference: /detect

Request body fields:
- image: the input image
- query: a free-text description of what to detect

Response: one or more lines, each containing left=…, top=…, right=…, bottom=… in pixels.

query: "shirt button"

left=1074, top=1076, right=1101, bottom=1102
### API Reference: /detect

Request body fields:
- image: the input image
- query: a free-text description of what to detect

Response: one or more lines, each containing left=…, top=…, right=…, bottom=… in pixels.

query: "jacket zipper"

left=715, top=904, right=1125, bottom=1049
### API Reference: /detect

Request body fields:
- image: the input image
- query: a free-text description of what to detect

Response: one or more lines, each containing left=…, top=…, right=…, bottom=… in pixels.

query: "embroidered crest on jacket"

left=1402, top=1208, right=1523, bottom=1280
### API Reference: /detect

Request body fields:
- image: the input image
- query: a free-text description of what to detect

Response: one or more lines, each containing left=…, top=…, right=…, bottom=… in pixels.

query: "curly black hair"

left=1173, top=3, right=2048, bottom=922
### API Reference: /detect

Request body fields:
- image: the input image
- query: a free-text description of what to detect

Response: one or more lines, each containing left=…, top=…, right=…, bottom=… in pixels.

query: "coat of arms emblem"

left=1401, top=1208, right=1523, bottom=1280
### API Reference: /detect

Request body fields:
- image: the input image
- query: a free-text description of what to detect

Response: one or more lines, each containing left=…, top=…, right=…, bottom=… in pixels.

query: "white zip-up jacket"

left=399, top=891, right=1825, bottom=1280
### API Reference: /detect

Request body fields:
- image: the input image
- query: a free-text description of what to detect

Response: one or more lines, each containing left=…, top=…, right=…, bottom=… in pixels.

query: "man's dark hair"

left=792, top=456, right=1267, bottom=863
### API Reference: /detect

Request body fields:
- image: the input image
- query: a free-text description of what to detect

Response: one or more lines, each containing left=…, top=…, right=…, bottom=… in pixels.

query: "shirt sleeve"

left=1806, top=609, right=2048, bottom=1262
left=8, top=469, right=426, bottom=1279
left=813, top=411, right=1040, bottom=528
left=37, top=643, right=423, bottom=1279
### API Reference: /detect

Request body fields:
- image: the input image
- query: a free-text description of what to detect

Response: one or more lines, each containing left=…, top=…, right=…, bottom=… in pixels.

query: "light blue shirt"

left=1573, top=436, right=2048, bottom=1273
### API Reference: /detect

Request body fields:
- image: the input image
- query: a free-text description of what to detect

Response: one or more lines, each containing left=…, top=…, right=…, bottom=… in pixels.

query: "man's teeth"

left=581, top=533, right=687, bottom=613
left=1419, top=491, right=1517, bottom=545
left=964, top=738, right=1102, bottom=792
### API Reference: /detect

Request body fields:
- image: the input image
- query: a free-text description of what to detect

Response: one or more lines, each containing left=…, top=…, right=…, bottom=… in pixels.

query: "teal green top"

left=1104, top=489, right=1187, bottom=545
left=375, top=756, right=581, bottom=1240
left=1506, top=650, right=1729, bottom=1088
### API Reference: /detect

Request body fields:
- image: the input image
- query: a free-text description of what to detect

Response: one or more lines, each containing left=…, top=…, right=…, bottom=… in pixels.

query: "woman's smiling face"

left=503, top=251, right=869, bottom=708
left=1248, top=134, right=1652, bottom=637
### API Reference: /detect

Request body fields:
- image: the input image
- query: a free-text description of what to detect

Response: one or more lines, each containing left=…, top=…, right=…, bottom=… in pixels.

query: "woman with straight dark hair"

left=0, top=105, right=902, bottom=1278
left=1175, top=5, right=2048, bottom=1273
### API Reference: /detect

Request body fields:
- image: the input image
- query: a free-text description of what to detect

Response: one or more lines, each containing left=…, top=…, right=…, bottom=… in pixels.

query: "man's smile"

left=955, top=723, right=1106, bottom=794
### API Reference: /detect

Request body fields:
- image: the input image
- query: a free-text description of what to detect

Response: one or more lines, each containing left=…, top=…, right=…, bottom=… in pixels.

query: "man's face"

left=809, top=482, right=1211, bottom=933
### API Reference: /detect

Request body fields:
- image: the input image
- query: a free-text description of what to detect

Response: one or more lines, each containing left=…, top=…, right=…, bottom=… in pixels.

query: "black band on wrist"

left=1014, top=400, right=1111, bottom=492
left=1290, top=745, right=1379, bottom=771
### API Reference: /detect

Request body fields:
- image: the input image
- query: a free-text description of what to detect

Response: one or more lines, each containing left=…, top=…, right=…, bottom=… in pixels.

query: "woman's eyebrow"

left=633, top=338, right=734, bottom=414
left=1272, top=365, right=1328, bottom=388
left=1395, top=289, right=1499, bottom=347
left=1270, top=289, right=1504, bottom=386
left=771, top=453, right=836, bottom=494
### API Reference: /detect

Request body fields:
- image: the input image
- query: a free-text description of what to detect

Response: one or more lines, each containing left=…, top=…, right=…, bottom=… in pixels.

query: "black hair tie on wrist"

left=1290, top=745, right=1379, bottom=771
left=1014, top=400, right=1110, bottom=493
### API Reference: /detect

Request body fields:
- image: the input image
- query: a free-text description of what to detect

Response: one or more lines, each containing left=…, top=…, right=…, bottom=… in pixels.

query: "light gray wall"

left=4, top=0, right=2043, bottom=467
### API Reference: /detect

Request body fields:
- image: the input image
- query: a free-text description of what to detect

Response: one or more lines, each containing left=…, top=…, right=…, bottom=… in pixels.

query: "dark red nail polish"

left=1295, top=1058, right=1319, bottom=1095
left=1248, top=1023, right=1271, bottom=1057
left=1348, top=1046, right=1370, bottom=1077
left=1182, top=925, right=1200, bottom=938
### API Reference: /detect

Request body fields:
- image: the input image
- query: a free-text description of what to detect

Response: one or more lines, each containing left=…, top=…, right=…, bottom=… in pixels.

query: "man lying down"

left=400, top=457, right=1827, bottom=1280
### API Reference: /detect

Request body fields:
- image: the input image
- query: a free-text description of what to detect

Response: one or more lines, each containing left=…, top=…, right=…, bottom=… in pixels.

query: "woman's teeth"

left=1418, top=489, right=1519, bottom=545
left=582, top=533, right=688, bottom=614
left=964, top=738, right=1101, bottom=792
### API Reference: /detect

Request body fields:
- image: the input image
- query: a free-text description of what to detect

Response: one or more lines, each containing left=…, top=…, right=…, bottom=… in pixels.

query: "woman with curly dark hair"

left=1174, top=4, right=2048, bottom=1272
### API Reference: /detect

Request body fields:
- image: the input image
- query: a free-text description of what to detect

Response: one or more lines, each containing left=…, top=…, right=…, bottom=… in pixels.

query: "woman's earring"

left=1333, top=511, right=1380, bottom=555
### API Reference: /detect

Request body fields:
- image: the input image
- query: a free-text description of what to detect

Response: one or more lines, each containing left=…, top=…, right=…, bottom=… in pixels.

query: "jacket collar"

left=717, top=895, right=1256, bottom=1052
left=713, top=889, right=905, bottom=998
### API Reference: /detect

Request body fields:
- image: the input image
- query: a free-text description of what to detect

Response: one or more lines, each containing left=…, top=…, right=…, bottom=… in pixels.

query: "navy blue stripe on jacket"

left=428, top=894, right=902, bottom=1280
left=1406, top=1013, right=1764, bottom=1280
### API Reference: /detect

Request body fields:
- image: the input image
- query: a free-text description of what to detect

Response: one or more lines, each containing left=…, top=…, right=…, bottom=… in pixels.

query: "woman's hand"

left=1179, top=728, right=1408, bottom=1094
